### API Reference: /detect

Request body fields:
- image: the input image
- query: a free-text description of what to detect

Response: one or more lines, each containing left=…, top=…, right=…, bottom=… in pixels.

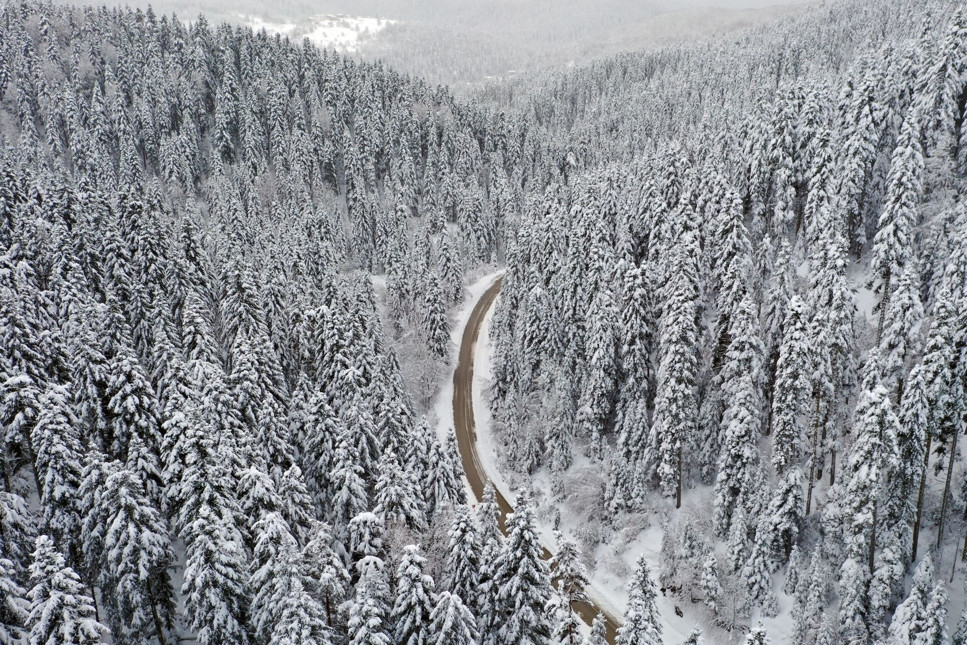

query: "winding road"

left=452, top=275, right=622, bottom=643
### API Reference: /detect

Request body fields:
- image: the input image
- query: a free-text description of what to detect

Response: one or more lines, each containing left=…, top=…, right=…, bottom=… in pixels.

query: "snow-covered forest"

left=0, top=0, right=966, bottom=643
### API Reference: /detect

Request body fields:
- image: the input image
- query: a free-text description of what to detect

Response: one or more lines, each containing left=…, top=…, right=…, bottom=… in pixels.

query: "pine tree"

left=616, top=557, right=662, bottom=645
left=95, top=468, right=175, bottom=644
left=32, top=385, right=84, bottom=568
left=301, top=521, right=350, bottom=628
left=550, top=533, right=589, bottom=645
left=0, top=557, right=27, bottom=643
left=771, top=296, right=811, bottom=474
left=278, top=465, right=317, bottom=546
left=762, top=466, right=804, bottom=564
left=838, top=555, right=871, bottom=644
left=870, top=114, right=923, bottom=340
left=445, top=505, right=481, bottom=606
left=649, top=230, right=699, bottom=506
left=374, top=451, right=426, bottom=531
left=887, top=556, right=935, bottom=644
left=917, top=583, right=949, bottom=645
left=26, top=535, right=107, bottom=645
left=700, top=554, right=722, bottom=615
left=347, top=557, right=392, bottom=645
left=842, top=374, right=900, bottom=575
left=426, top=432, right=465, bottom=517
left=428, top=591, right=478, bottom=645
left=900, top=365, right=929, bottom=559
left=744, top=622, right=770, bottom=645
left=491, top=492, right=553, bottom=645
left=868, top=535, right=904, bottom=641
left=577, top=287, right=619, bottom=457
left=392, top=545, right=436, bottom=645
left=182, top=504, right=251, bottom=645
left=740, top=519, right=779, bottom=618
left=249, top=512, right=303, bottom=642
left=878, top=263, right=923, bottom=397
left=793, top=550, right=826, bottom=644
left=714, top=373, right=761, bottom=537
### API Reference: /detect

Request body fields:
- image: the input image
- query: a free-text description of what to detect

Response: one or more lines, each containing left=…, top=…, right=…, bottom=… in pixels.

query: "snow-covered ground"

left=439, top=276, right=805, bottom=643
left=239, top=14, right=396, bottom=52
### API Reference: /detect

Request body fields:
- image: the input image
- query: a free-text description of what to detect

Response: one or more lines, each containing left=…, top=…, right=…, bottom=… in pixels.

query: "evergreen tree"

left=428, top=591, right=478, bottom=645
left=0, top=557, right=27, bottom=643
left=887, top=556, right=936, bottom=644
left=550, top=533, right=589, bottom=645
left=616, top=557, right=662, bottom=645
left=714, top=373, right=761, bottom=537
left=182, top=505, right=251, bottom=645
left=392, top=545, right=436, bottom=645
left=771, top=296, right=811, bottom=474
left=744, top=622, right=770, bottom=645
left=374, top=451, right=426, bottom=531
left=445, top=505, right=481, bottom=607
left=649, top=231, right=699, bottom=506
left=301, top=521, right=350, bottom=628
left=577, top=288, right=619, bottom=457
left=347, top=557, right=392, bottom=645
left=740, top=519, right=779, bottom=618
left=870, top=115, right=923, bottom=340
left=491, top=492, right=553, bottom=645
left=26, top=535, right=106, bottom=645
left=249, top=512, right=303, bottom=643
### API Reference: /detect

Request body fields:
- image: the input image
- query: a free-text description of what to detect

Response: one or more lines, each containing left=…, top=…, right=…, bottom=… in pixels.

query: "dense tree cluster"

left=0, top=0, right=576, bottom=642
left=490, top=0, right=967, bottom=640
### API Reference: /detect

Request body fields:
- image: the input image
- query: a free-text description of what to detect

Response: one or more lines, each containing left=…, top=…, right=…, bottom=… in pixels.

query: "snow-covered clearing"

left=239, top=14, right=397, bottom=52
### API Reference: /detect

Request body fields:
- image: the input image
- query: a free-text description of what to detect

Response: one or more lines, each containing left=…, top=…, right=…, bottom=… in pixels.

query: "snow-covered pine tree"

left=428, top=591, right=478, bottom=645
left=649, top=229, right=699, bottom=506
left=347, top=556, right=392, bottom=645
left=392, top=545, right=436, bottom=645
left=182, top=504, right=251, bottom=645
left=445, top=505, right=481, bottom=607
left=744, top=622, right=770, bottom=645
left=887, top=556, right=936, bottom=644
left=0, top=556, right=27, bottom=643
left=491, top=491, right=553, bottom=645
left=771, top=296, right=811, bottom=474
left=26, top=535, right=107, bottom=645
left=870, top=114, right=923, bottom=341
left=616, top=557, right=662, bottom=645
left=301, top=521, right=350, bottom=629
left=374, top=451, right=427, bottom=531
left=550, top=532, right=589, bottom=645
left=740, top=518, right=780, bottom=618
left=714, top=372, right=762, bottom=537
left=93, top=468, right=175, bottom=643
left=700, top=554, right=722, bottom=615
left=576, top=287, right=619, bottom=460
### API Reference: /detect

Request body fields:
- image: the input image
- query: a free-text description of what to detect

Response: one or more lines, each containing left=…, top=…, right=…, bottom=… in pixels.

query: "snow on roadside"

left=454, top=280, right=801, bottom=643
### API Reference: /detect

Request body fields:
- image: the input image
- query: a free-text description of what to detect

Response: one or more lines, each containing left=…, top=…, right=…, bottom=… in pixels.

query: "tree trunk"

left=936, top=431, right=958, bottom=551
left=829, top=447, right=837, bottom=487
left=876, top=269, right=891, bottom=345
left=805, top=397, right=822, bottom=515
left=818, top=414, right=827, bottom=481
left=676, top=446, right=682, bottom=510
left=912, top=433, right=932, bottom=561
left=151, top=601, right=168, bottom=645
left=870, top=504, right=877, bottom=575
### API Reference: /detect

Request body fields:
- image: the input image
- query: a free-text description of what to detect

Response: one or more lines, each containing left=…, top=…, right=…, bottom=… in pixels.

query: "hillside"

left=0, top=0, right=965, bottom=644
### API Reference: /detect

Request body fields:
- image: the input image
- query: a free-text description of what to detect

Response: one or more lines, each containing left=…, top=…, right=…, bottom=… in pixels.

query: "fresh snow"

left=240, top=14, right=396, bottom=52
left=445, top=277, right=809, bottom=643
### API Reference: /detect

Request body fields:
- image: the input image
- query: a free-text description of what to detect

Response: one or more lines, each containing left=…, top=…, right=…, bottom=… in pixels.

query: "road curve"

left=452, top=275, right=622, bottom=643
